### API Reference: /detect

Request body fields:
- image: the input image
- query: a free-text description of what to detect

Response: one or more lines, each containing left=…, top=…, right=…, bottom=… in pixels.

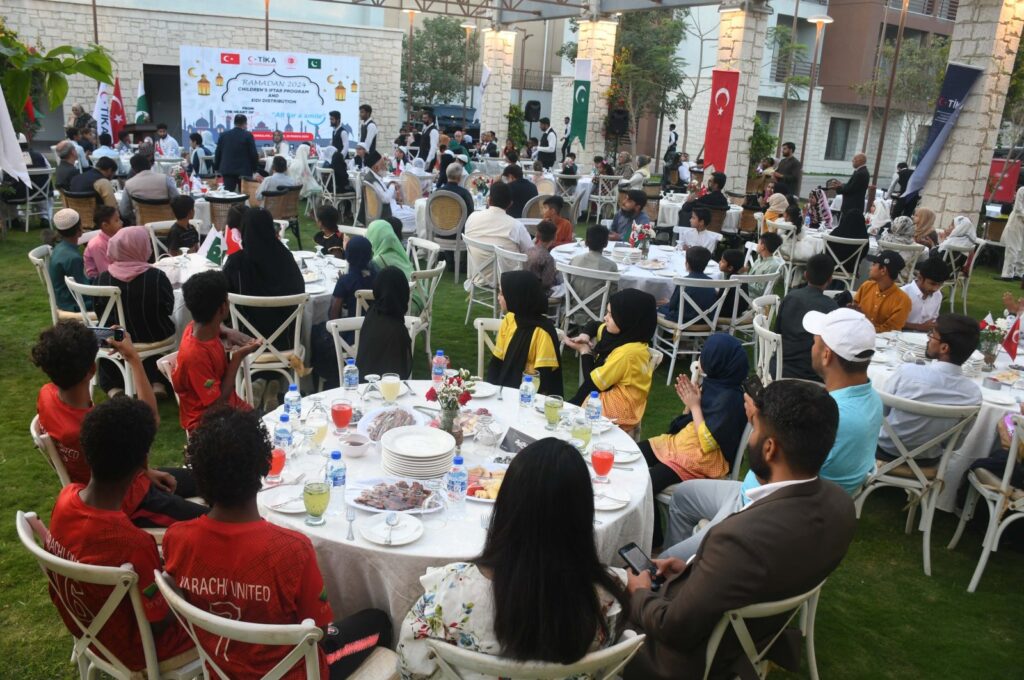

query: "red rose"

left=458, top=391, right=472, bottom=406
left=425, top=387, right=438, bottom=402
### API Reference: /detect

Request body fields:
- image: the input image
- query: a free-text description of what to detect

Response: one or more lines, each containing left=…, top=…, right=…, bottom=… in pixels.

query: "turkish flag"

left=220, top=52, right=240, bottom=65
left=1003, top=317, right=1020, bottom=360
left=109, top=78, right=126, bottom=143
left=702, top=69, right=740, bottom=174
left=24, top=97, right=35, bottom=122
left=226, top=227, right=243, bottom=255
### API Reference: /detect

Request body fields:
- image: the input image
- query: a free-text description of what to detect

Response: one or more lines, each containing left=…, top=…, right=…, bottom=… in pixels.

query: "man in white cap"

left=661, top=307, right=883, bottom=560
left=49, top=208, right=91, bottom=312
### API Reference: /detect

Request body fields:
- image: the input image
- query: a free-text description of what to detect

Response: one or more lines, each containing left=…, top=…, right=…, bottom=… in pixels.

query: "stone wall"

left=550, top=75, right=574, bottom=159
left=6, top=0, right=403, bottom=137
left=576, top=20, right=618, bottom=158
left=479, top=29, right=516, bottom=144
left=716, top=6, right=770, bottom=182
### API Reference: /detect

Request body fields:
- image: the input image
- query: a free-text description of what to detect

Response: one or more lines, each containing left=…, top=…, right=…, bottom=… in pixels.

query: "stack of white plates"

left=380, top=426, right=456, bottom=479
left=895, top=333, right=928, bottom=361
left=963, top=350, right=985, bottom=378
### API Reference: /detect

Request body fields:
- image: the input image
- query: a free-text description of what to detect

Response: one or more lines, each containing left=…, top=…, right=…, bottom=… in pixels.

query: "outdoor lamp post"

left=405, top=9, right=418, bottom=125
left=799, top=14, right=833, bottom=168
left=460, top=22, right=476, bottom=131
left=516, top=30, right=533, bottom=105
left=869, top=0, right=910, bottom=213
left=264, top=0, right=270, bottom=51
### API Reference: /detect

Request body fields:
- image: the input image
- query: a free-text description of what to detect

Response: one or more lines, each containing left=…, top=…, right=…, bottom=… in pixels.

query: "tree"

left=678, top=9, right=717, bottom=154
left=401, top=16, right=480, bottom=109
left=505, top=103, right=527, bottom=150
left=854, top=36, right=949, bottom=163
left=0, top=17, right=113, bottom=135
left=606, top=9, right=688, bottom=154
left=748, top=117, right=778, bottom=180
left=767, top=24, right=810, bottom=150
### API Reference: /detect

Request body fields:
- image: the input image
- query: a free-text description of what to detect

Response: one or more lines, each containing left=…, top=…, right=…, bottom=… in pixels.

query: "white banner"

left=92, top=82, right=111, bottom=138
left=179, top=46, right=360, bottom=146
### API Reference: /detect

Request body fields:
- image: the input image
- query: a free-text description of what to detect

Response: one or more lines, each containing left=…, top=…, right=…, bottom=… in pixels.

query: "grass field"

left=0, top=207, right=1021, bottom=678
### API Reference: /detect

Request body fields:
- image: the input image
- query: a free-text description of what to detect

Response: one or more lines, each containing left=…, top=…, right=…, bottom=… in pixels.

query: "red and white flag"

left=1003, top=317, right=1020, bottom=360
left=91, top=82, right=111, bottom=138
left=109, top=78, right=126, bottom=143
left=702, top=69, right=740, bottom=174
left=226, top=227, right=243, bottom=255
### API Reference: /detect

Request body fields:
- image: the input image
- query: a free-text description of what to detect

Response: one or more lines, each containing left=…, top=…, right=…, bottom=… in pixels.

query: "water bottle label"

left=447, top=477, right=467, bottom=495
left=331, top=468, right=347, bottom=488
left=343, top=369, right=359, bottom=389
left=519, top=392, right=533, bottom=407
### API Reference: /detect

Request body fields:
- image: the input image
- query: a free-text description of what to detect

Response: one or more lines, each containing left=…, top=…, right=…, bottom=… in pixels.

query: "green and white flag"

left=135, top=80, right=149, bottom=123
left=197, top=227, right=225, bottom=265
left=570, top=59, right=591, bottom=150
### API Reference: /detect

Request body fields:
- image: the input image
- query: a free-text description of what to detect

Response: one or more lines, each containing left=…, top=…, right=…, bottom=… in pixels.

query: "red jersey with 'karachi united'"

left=162, top=516, right=333, bottom=678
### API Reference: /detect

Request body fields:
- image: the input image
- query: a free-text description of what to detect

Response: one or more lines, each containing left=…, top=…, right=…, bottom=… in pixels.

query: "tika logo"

left=285, top=55, right=298, bottom=69
left=220, top=52, right=240, bottom=65
left=248, top=55, right=277, bottom=65
left=308, top=57, right=322, bottom=69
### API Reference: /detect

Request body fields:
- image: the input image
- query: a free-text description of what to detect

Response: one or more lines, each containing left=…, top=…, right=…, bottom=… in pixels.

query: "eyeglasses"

left=927, top=331, right=942, bottom=343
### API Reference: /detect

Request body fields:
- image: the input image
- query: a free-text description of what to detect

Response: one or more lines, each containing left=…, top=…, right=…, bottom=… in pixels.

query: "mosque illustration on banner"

left=181, top=109, right=344, bottom=146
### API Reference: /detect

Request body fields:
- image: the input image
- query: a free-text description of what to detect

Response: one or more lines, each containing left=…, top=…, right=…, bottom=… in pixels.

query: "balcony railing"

left=772, top=56, right=813, bottom=85
left=887, top=0, right=958, bottom=21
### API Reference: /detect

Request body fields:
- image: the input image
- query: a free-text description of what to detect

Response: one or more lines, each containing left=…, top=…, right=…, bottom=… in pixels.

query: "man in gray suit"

left=214, top=114, right=259, bottom=192
left=625, top=379, right=857, bottom=680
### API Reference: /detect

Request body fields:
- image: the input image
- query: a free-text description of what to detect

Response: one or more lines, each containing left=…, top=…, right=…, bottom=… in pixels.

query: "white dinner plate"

left=345, top=478, right=444, bottom=514
left=292, top=250, right=317, bottom=259
left=981, top=388, right=1017, bottom=406
left=382, top=426, right=456, bottom=458
left=357, top=513, right=424, bottom=546
left=302, top=270, right=320, bottom=283
left=358, top=405, right=426, bottom=440
left=258, top=484, right=307, bottom=514
left=305, top=284, right=327, bottom=295
left=471, top=382, right=499, bottom=399
left=655, top=270, right=679, bottom=278
left=611, top=448, right=642, bottom=464
left=593, top=489, right=631, bottom=511
left=465, top=463, right=508, bottom=504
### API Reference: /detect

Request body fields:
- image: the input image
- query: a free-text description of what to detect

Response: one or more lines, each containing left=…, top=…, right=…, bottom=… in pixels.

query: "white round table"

left=551, top=243, right=721, bottom=302
left=258, top=380, right=654, bottom=633
left=867, top=333, right=1018, bottom=514
left=660, top=202, right=742, bottom=233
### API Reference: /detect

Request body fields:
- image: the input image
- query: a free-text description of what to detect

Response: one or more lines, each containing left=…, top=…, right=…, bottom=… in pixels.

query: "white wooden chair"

left=821, top=234, right=869, bottom=292
left=939, top=240, right=988, bottom=314
left=474, top=317, right=502, bottom=378
left=948, top=413, right=1024, bottom=592
left=555, top=262, right=620, bottom=337
left=653, top=278, right=740, bottom=385
left=752, top=294, right=780, bottom=329
left=15, top=511, right=203, bottom=680
left=462, top=235, right=499, bottom=324
left=493, top=244, right=527, bottom=282
left=534, top=176, right=557, bottom=196
left=407, top=236, right=441, bottom=272
left=425, top=631, right=645, bottom=680
left=701, top=580, right=827, bottom=680
left=587, top=175, right=624, bottom=222
left=2, top=167, right=53, bottom=233
left=156, top=353, right=182, bottom=408
left=770, top=221, right=807, bottom=294
left=30, top=415, right=72, bottom=487
left=880, top=241, right=927, bottom=285
left=145, top=219, right=202, bottom=260
left=853, top=392, right=980, bottom=576
left=411, top=264, right=445, bottom=357
left=29, top=244, right=91, bottom=325
left=338, top=225, right=368, bottom=240
left=554, top=174, right=580, bottom=200
left=426, top=190, right=469, bottom=283
left=752, top=314, right=783, bottom=384
left=520, top=195, right=546, bottom=225
left=229, top=292, right=309, bottom=393
left=718, top=272, right=779, bottom=341
left=326, top=316, right=423, bottom=389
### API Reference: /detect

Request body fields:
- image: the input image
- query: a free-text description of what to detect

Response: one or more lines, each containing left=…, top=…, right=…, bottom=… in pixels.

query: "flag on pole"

left=24, top=97, right=35, bottom=123
left=109, top=78, right=126, bottom=143
left=477, top=64, right=491, bottom=131
left=135, top=80, right=149, bottom=123
left=92, top=82, right=111, bottom=138
left=197, top=228, right=225, bottom=264
left=702, top=69, right=739, bottom=174
left=570, top=59, right=591, bottom=150
left=226, top=227, right=243, bottom=255
left=1003, top=317, right=1020, bottom=361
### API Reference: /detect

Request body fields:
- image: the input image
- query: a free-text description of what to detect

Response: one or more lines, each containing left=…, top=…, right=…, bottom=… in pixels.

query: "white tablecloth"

left=551, top=243, right=721, bottom=302
left=662, top=203, right=742, bottom=233
left=573, top=177, right=593, bottom=218
left=259, top=381, right=654, bottom=632
left=867, top=337, right=1018, bottom=513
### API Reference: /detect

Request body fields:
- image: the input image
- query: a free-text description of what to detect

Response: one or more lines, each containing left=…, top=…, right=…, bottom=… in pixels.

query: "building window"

left=825, top=118, right=854, bottom=161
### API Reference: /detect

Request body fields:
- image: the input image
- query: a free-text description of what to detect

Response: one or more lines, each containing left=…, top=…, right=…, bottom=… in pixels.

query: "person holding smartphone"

left=622, top=380, right=856, bottom=680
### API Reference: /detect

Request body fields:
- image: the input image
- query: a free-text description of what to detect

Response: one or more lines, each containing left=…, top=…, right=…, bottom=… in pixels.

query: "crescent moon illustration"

left=575, top=85, right=587, bottom=103
left=187, top=67, right=197, bottom=78
left=714, top=87, right=731, bottom=108
left=327, top=74, right=335, bottom=83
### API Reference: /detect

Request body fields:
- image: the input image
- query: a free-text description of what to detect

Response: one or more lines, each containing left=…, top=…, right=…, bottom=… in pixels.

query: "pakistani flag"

left=135, top=80, right=149, bottom=123
left=198, top=228, right=225, bottom=265
left=570, top=59, right=592, bottom=150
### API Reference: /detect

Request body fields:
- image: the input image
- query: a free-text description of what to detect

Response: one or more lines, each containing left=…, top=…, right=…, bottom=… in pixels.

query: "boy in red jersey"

left=45, top=396, right=195, bottom=671
left=32, top=321, right=205, bottom=526
left=163, top=406, right=391, bottom=679
left=171, top=270, right=259, bottom=433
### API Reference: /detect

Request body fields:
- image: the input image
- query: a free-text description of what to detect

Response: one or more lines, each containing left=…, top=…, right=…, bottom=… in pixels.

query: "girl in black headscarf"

left=487, top=271, right=563, bottom=396
left=356, top=266, right=413, bottom=379
left=565, top=289, right=657, bottom=432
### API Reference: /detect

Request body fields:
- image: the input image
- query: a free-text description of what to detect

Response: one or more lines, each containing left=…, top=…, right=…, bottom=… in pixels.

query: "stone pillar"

left=480, top=29, right=517, bottom=143
left=922, top=0, right=1024, bottom=228
left=576, top=19, right=618, bottom=155
left=550, top=74, right=574, bottom=157
left=715, top=3, right=771, bottom=185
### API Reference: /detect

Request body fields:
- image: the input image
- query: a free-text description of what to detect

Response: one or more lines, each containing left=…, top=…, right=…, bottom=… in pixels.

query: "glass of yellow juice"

left=303, top=481, right=330, bottom=526
left=380, top=373, right=401, bottom=403
left=571, top=416, right=592, bottom=447
left=544, top=395, right=563, bottom=430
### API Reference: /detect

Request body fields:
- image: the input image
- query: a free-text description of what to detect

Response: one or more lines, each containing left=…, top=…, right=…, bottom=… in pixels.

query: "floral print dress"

left=398, top=562, right=626, bottom=680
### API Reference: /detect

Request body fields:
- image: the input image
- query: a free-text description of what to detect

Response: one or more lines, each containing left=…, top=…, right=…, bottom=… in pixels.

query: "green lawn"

left=0, top=209, right=1021, bottom=677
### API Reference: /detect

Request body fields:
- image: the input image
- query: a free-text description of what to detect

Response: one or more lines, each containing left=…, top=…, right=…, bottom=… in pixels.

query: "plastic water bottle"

left=585, top=390, right=603, bottom=426
left=431, top=350, right=447, bottom=385
left=274, top=413, right=293, bottom=450
left=343, top=358, right=359, bottom=392
left=804, top=213, right=811, bottom=229
left=446, top=455, right=468, bottom=519
left=190, top=171, right=202, bottom=192
left=284, top=384, right=302, bottom=421
left=326, top=451, right=347, bottom=516
left=518, top=375, right=536, bottom=410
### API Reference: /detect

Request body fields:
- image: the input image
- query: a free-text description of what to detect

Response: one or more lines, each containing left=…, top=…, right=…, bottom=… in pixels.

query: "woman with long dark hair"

left=486, top=271, right=562, bottom=396
left=565, top=289, right=657, bottom=432
left=356, top=266, right=413, bottom=379
left=398, top=438, right=628, bottom=677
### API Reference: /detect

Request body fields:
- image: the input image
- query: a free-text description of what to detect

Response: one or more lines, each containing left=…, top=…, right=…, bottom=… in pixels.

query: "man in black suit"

left=625, top=379, right=856, bottom=680
left=500, top=163, right=538, bottom=219
left=827, top=153, right=871, bottom=261
left=677, top=171, right=729, bottom=226
left=214, top=114, right=259, bottom=192
left=481, top=131, right=499, bottom=158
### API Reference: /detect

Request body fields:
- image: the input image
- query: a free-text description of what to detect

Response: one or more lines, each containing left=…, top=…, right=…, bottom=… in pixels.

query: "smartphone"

left=742, top=374, right=765, bottom=405
left=618, top=542, right=665, bottom=592
left=1004, top=413, right=1017, bottom=438
left=92, top=327, right=125, bottom=343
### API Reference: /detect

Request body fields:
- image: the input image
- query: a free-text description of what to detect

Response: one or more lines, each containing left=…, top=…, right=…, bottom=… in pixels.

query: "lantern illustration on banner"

left=197, top=74, right=211, bottom=96
left=335, top=81, right=347, bottom=101
left=215, top=73, right=224, bottom=87
left=350, top=79, right=358, bottom=94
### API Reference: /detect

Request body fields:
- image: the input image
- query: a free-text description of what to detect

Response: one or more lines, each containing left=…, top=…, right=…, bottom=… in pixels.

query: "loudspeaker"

left=524, top=100, right=541, bottom=123
left=608, top=109, right=629, bottom=136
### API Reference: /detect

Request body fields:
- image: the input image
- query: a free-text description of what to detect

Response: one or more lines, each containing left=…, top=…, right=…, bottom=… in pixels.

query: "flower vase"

left=640, top=240, right=650, bottom=260
left=439, top=406, right=464, bottom=449
left=980, top=339, right=999, bottom=372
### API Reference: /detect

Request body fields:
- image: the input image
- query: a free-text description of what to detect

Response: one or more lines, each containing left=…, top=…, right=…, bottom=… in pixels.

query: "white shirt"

left=425, top=127, right=439, bottom=167
left=901, top=281, right=942, bottom=324
left=668, top=129, right=678, bottom=146
left=743, top=477, right=818, bottom=507
left=464, top=206, right=533, bottom=285
left=90, top=145, right=119, bottom=162
left=360, top=119, right=378, bottom=151
left=678, top=227, right=721, bottom=251
left=155, top=134, right=180, bottom=158
left=678, top=162, right=690, bottom=184
left=538, top=128, right=557, bottom=154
